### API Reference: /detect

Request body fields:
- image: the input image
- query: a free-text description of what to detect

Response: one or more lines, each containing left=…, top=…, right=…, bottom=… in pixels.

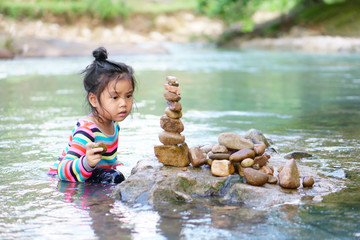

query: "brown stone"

left=94, top=142, right=108, bottom=155
left=164, top=84, right=181, bottom=95
left=160, top=115, right=184, bottom=133
left=253, top=155, right=268, bottom=167
left=268, top=175, right=278, bottom=184
left=154, top=143, right=190, bottom=167
left=211, top=160, right=235, bottom=177
left=259, top=165, right=273, bottom=175
left=166, top=75, right=178, bottom=84
left=165, top=107, right=182, bottom=119
left=158, top=131, right=185, bottom=145
left=252, top=163, right=260, bottom=170
left=302, top=176, right=315, bottom=187
left=254, top=143, right=266, bottom=156
left=164, top=91, right=181, bottom=101
left=218, top=132, right=254, bottom=150
left=169, top=81, right=179, bottom=87
left=167, top=101, right=182, bottom=112
left=243, top=168, right=269, bottom=186
left=241, top=158, right=254, bottom=167
left=278, top=159, right=300, bottom=189
left=188, top=146, right=207, bottom=167
left=208, top=152, right=230, bottom=160
left=229, top=148, right=255, bottom=162
left=238, top=165, right=245, bottom=177
left=211, top=144, right=228, bottom=153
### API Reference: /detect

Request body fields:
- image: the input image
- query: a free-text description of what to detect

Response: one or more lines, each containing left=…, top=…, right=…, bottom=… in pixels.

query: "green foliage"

left=197, top=0, right=310, bottom=25
left=295, top=0, right=360, bottom=37
left=0, top=0, right=198, bottom=21
left=196, top=0, right=351, bottom=26
left=0, top=0, right=129, bottom=20
left=86, top=0, right=129, bottom=20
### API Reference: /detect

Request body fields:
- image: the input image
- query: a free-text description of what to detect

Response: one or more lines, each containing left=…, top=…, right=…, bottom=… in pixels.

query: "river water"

left=0, top=43, right=359, bottom=239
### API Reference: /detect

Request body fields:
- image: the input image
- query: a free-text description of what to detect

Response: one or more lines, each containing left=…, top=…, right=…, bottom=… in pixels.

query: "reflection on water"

left=1, top=44, right=360, bottom=239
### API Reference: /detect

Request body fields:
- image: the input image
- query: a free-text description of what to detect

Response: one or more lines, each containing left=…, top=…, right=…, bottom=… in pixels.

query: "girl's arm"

left=57, top=126, right=102, bottom=182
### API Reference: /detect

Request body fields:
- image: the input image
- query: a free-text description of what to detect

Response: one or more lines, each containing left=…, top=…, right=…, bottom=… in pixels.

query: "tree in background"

left=197, top=0, right=344, bottom=32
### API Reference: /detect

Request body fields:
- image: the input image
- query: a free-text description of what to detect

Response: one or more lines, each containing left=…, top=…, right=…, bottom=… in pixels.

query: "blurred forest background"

left=0, top=0, right=359, bottom=57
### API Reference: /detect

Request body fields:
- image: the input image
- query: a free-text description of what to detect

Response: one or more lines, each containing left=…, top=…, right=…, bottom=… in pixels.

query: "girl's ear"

left=88, top=92, right=98, bottom=108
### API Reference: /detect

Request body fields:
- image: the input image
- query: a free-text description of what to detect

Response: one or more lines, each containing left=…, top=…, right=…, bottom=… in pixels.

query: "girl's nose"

left=119, top=97, right=126, bottom=107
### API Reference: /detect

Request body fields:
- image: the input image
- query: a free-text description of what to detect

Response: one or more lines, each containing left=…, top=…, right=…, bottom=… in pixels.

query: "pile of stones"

left=153, top=76, right=314, bottom=189
left=154, top=76, right=190, bottom=167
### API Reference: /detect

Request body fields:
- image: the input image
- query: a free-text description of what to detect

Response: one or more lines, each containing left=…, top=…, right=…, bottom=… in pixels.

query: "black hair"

left=82, top=47, right=136, bottom=121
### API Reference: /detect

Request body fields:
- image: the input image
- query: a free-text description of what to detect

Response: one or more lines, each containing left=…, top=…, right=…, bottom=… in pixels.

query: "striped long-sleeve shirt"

left=48, top=119, right=121, bottom=182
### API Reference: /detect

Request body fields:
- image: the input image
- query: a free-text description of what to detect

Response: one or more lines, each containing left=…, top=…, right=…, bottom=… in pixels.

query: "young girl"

left=47, top=47, right=136, bottom=184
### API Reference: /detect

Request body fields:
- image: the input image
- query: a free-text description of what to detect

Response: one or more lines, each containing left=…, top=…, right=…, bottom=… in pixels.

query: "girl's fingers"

left=85, top=142, right=103, bottom=154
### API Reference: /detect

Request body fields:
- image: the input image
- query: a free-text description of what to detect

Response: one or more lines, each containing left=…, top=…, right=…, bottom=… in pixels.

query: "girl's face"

left=97, top=78, right=134, bottom=123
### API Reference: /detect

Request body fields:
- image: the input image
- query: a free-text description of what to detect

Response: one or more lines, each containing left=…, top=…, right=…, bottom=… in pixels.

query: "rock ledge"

left=112, top=154, right=344, bottom=209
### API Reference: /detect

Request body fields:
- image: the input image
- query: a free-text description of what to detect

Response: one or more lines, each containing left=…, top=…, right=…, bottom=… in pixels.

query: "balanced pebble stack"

left=154, top=76, right=190, bottom=167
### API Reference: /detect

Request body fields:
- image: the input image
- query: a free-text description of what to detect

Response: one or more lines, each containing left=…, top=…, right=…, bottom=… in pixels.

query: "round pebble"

left=303, top=176, right=315, bottom=187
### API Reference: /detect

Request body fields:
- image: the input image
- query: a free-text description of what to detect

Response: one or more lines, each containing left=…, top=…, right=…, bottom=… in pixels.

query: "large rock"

left=278, top=159, right=300, bottom=189
left=218, top=132, right=254, bottom=150
left=112, top=155, right=344, bottom=209
left=154, top=143, right=190, bottom=167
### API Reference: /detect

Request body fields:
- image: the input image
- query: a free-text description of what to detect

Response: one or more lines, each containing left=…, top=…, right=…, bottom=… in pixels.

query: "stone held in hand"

left=165, top=107, right=182, bottom=119
left=160, top=115, right=184, bottom=133
left=211, top=160, right=235, bottom=177
left=95, top=142, right=107, bottom=155
left=278, top=159, right=300, bottom=189
left=218, top=132, right=254, bottom=150
left=229, top=148, right=255, bottom=162
left=254, top=143, right=266, bottom=156
left=164, top=84, right=181, bottom=95
left=302, top=176, right=314, bottom=187
left=158, top=131, right=185, bottom=145
left=243, top=167, right=269, bottom=186
left=167, top=101, right=182, bottom=112
left=208, top=152, right=230, bottom=160
left=164, top=91, right=181, bottom=102
left=154, top=143, right=190, bottom=167
left=188, top=146, right=207, bottom=167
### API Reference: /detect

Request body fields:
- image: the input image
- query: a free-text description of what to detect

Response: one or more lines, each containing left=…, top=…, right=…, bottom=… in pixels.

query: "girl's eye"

left=127, top=94, right=133, bottom=99
left=112, top=96, right=118, bottom=100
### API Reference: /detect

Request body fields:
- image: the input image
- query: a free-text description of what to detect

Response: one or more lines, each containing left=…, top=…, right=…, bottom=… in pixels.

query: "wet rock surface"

left=112, top=154, right=344, bottom=209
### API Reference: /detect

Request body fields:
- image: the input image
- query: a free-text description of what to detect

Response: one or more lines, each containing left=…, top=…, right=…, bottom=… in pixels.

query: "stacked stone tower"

left=154, top=76, right=190, bottom=167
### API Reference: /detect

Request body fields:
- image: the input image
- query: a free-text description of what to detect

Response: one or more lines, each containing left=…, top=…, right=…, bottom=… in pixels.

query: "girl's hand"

left=85, top=142, right=104, bottom=168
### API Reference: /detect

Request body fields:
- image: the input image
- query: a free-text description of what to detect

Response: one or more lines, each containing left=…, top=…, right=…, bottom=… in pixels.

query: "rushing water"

left=1, top=43, right=360, bottom=240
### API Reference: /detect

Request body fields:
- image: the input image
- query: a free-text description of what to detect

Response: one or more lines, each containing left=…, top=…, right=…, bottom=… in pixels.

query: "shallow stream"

left=1, top=43, right=359, bottom=239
